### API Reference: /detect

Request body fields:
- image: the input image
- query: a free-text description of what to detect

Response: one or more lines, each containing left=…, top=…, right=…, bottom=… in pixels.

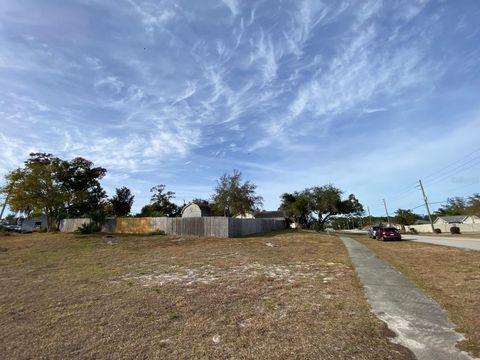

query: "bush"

left=434, top=228, right=442, bottom=234
left=147, top=230, right=165, bottom=236
left=450, top=226, right=461, bottom=235
left=76, top=222, right=101, bottom=234
left=409, top=228, right=418, bottom=234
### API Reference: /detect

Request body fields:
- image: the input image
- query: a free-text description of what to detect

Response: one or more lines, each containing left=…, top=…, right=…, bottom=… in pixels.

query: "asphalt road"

left=400, top=235, right=480, bottom=251
left=338, top=230, right=480, bottom=251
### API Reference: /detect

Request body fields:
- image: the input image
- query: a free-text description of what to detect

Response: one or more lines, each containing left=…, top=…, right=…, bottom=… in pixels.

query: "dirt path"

left=340, top=236, right=475, bottom=360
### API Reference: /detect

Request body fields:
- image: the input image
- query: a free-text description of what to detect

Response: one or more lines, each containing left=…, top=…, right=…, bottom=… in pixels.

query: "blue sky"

left=1, top=0, right=479, bottom=216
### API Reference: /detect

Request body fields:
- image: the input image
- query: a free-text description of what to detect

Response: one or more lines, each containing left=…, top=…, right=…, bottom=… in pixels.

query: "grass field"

left=352, top=235, right=480, bottom=358
left=0, top=231, right=413, bottom=359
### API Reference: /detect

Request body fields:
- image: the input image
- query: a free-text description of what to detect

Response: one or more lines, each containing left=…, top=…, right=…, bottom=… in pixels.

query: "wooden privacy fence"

left=59, top=217, right=286, bottom=238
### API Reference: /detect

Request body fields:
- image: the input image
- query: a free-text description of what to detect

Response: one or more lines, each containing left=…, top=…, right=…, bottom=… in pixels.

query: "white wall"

left=406, top=223, right=480, bottom=233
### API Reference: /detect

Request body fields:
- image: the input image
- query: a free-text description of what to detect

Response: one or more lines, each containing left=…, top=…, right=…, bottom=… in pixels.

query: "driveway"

left=402, top=235, right=480, bottom=251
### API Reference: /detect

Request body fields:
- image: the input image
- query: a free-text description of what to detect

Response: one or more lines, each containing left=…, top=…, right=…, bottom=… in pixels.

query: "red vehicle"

left=376, top=227, right=401, bottom=241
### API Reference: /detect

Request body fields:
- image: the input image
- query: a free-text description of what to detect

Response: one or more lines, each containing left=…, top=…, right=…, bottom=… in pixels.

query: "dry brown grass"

left=0, top=231, right=413, bottom=359
left=352, top=235, right=480, bottom=357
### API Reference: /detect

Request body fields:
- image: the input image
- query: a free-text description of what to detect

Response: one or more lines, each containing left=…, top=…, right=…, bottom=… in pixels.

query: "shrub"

left=147, top=230, right=165, bottom=236
left=409, top=228, right=418, bottom=234
left=450, top=226, right=461, bottom=235
left=76, top=222, right=101, bottom=234
left=434, top=228, right=442, bottom=234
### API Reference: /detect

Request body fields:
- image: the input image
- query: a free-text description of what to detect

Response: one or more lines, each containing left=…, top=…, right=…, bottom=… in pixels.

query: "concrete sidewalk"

left=340, top=236, right=475, bottom=360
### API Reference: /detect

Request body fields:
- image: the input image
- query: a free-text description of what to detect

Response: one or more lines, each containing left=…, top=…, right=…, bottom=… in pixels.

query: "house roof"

left=436, top=215, right=467, bottom=223
left=413, top=220, right=430, bottom=225
left=253, top=210, right=284, bottom=218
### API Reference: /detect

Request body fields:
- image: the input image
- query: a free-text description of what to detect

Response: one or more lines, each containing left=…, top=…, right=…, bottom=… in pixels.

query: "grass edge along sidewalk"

left=351, top=234, right=480, bottom=358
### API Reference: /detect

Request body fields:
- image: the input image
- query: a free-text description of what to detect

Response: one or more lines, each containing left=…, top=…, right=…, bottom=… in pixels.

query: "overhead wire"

left=422, top=153, right=480, bottom=188
left=387, top=147, right=480, bottom=213
left=420, top=147, right=480, bottom=184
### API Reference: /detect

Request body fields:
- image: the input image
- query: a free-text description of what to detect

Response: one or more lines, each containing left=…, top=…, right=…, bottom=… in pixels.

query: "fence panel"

left=59, top=218, right=91, bottom=232
left=59, top=216, right=286, bottom=237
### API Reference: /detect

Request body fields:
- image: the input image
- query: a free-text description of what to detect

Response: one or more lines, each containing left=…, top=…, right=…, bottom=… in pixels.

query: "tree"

left=191, top=198, right=210, bottom=206
left=435, top=197, right=467, bottom=216
left=394, top=208, right=420, bottom=228
left=304, top=185, right=364, bottom=230
left=110, top=187, right=134, bottom=217
left=466, top=193, right=480, bottom=216
left=211, top=169, right=263, bottom=217
left=139, top=185, right=179, bottom=217
left=2, top=153, right=67, bottom=231
left=2, top=153, right=108, bottom=231
left=58, top=157, right=107, bottom=217
left=4, top=214, right=18, bottom=225
left=279, top=192, right=309, bottom=226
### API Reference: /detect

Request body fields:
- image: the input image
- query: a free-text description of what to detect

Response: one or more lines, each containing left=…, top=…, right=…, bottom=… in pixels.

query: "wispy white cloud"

left=94, top=76, right=124, bottom=94
left=221, top=0, right=240, bottom=17
left=394, top=0, right=430, bottom=21
left=127, top=0, right=176, bottom=35
left=250, top=30, right=280, bottom=83
left=171, top=81, right=197, bottom=105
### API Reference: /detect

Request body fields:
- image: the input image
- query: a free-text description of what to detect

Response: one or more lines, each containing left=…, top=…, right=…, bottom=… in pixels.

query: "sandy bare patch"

left=123, top=262, right=346, bottom=287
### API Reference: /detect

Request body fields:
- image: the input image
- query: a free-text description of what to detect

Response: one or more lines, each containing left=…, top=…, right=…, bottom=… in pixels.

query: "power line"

left=421, top=147, right=480, bottom=184
left=422, top=154, right=480, bottom=188
left=409, top=203, right=426, bottom=211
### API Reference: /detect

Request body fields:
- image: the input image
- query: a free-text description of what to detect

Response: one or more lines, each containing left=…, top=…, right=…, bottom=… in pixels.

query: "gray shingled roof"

left=413, top=220, right=430, bottom=225
left=253, top=211, right=285, bottom=219
left=437, top=215, right=467, bottom=223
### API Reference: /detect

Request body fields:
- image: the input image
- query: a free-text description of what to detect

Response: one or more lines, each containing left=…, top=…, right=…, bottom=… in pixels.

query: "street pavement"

left=338, top=230, right=480, bottom=251
left=340, top=236, right=475, bottom=360
left=401, top=234, right=480, bottom=251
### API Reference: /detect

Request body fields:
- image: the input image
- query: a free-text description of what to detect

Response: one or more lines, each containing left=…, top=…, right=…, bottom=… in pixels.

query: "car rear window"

left=383, top=227, right=398, bottom=231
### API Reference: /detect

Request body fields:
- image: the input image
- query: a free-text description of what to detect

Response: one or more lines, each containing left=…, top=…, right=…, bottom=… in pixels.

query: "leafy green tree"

left=2, top=153, right=108, bottom=231
left=394, top=208, right=420, bottom=226
left=2, top=153, right=67, bottom=231
left=4, top=214, right=18, bottom=225
left=110, top=187, right=134, bottom=217
left=279, top=192, right=309, bottom=226
left=191, top=198, right=210, bottom=206
left=188, top=198, right=225, bottom=216
left=435, top=197, right=467, bottom=216
left=139, top=185, right=179, bottom=217
left=58, top=157, right=107, bottom=217
left=466, top=193, right=480, bottom=216
left=304, top=185, right=364, bottom=230
left=211, top=169, right=263, bottom=217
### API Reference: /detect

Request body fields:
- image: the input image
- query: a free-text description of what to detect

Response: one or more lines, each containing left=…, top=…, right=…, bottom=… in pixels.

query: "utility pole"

left=0, top=194, right=9, bottom=221
left=367, top=207, right=372, bottom=226
left=382, top=199, right=391, bottom=225
left=418, top=179, right=435, bottom=233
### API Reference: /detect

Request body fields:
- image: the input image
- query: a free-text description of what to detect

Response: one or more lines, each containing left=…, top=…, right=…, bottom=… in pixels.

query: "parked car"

left=376, top=227, right=401, bottom=241
left=368, top=226, right=381, bottom=239
left=0, top=224, right=22, bottom=232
